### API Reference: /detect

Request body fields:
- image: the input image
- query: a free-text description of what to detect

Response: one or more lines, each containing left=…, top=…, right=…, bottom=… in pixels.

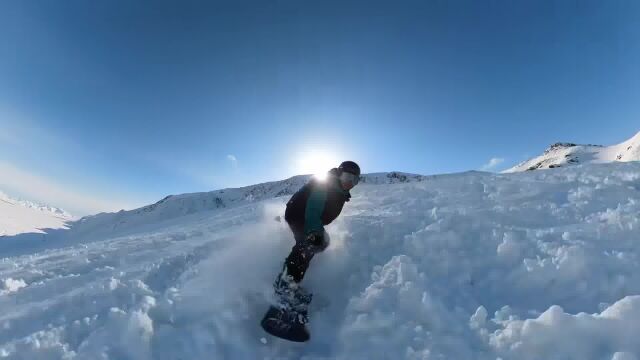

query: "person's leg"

left=281, top=224, right=329, bottom=283
left=283, top=239, right=316, bottom=282
left=272, top=224, right=328, bottom=322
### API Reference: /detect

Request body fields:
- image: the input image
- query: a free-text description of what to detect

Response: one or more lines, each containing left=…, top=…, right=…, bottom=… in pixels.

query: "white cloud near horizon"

left=0, top=106, right=73, bottom=150
left=0, top=108, right=142, bottom=216
left=227, top=154, right=238, bottom=169
left=480, top=157, right=505, bottom=171
left=0, top=161, right=137, bottom=216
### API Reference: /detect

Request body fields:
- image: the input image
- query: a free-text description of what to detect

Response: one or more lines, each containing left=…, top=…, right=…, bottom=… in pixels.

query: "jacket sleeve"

left=304, top=187, right=327, bottom=234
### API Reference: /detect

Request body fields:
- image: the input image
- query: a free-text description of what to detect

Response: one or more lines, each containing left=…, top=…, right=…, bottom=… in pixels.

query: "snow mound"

left=486, top=296, right=640, bottom=360
left=505, top=131, right=640, bottom=172
left=1, top=162, right=640, bottom=359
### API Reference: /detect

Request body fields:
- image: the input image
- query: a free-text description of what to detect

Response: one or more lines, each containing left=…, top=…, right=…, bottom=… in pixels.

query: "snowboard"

left=260, top=305, right=310, bottom=342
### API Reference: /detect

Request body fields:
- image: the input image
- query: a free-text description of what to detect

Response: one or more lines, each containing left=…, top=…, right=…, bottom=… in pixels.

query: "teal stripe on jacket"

left=304, top=187, right=327, bottom=234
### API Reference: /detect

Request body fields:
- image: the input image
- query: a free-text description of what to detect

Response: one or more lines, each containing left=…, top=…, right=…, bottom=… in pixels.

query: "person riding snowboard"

left=261, top=160, right=361, bottom=341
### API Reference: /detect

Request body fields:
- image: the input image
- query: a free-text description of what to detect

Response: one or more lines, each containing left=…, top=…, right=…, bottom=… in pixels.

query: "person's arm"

left=303, top=187, right=327, bottom=235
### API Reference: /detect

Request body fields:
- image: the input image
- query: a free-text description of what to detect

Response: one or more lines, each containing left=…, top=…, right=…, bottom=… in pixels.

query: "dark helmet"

left=338, top=161, right=361, bottom=176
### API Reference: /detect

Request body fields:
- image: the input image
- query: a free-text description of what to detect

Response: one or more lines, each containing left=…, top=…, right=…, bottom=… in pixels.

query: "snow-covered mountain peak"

left=543, top=142, right=579, bottom=155
left=505, top=130, right=640, bottom=172
left=628, top=130, right=640, bottom=143
left=617, top=130, right=640, bottom=156
left=0, top=191, right=72, bottom=219
left=360, top=171, right=427, bottom=184
left=0, top=191, right=72, bottom=236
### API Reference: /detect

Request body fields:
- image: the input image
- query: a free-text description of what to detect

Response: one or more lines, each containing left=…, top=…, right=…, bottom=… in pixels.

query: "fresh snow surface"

left=0, top=191, right=72, bottom=237
left=1, top=163, right=640, bottom=359
left=505, top=131, right=640, bottom=172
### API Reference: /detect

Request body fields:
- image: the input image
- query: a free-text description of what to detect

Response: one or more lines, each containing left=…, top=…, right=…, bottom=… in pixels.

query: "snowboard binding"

left=261, top=273, right=312, bottom=342
left=260, top=305, right=310, bottom=342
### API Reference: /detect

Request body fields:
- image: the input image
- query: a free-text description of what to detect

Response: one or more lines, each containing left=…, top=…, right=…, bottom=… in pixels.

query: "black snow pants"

left=280, top=222, right=329, bottom=283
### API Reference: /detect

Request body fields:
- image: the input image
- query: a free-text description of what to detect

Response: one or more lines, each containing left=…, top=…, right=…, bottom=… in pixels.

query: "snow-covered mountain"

left=2, top=164, right=640, bottom=359
left=504, top=131, right=640, bottom=172
left=66, top=172, right=428, bottom=240
left=0, top=191, right=72, bottom=236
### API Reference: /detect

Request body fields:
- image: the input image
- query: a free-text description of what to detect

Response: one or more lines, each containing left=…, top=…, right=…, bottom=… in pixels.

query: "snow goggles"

left=340, top=171, right=360, bottom=186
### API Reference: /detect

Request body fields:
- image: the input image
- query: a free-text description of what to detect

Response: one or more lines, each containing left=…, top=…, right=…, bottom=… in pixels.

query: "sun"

left=295, top=150, right=341, bottom=180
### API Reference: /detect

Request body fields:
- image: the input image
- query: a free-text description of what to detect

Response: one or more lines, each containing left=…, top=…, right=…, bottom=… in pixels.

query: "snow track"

left=1, top=163, right=640, bottom=359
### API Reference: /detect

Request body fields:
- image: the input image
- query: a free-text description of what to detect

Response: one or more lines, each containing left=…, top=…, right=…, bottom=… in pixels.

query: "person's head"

left=338, top=161, right=361, bottom=191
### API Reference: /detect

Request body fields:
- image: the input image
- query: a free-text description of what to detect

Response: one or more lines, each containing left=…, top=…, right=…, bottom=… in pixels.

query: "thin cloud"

left=480, top=157, right=505, bottom=171
left=0, top=106, right=74, bottom=150
left=133, top=149, right=231, bottom=190
left=227, top=154, right=238, bottom=169
left=0, top=107, right=139, bottom=215
left=0, top=161, right=136, bottom=216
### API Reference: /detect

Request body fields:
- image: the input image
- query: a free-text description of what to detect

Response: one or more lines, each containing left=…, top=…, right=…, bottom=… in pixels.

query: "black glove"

left=305, top=231, right=329, bottom=251
left=306, top=231, right=324, bottom=246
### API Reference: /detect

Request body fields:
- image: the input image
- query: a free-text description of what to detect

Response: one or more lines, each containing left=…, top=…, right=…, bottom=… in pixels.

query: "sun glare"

left=295, top=151, right=340, bottom=180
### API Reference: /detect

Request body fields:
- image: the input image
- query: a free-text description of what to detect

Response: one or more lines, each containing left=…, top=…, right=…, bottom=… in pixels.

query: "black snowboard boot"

left=260, top=271, right=312, bottom=342
left=274, top=272, right=312, bottom=320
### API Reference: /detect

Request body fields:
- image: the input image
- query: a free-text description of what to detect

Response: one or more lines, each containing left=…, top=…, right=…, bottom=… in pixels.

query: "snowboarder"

left=261, top=160, right=361, bottom=342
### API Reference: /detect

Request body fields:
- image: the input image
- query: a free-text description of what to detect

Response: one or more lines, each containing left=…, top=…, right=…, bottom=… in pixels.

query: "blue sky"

left=1, top=0, right=639, bottom=215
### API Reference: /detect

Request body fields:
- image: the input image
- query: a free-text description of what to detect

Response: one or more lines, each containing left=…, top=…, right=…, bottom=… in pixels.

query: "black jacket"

left=284, top=168, right=351, bottom=234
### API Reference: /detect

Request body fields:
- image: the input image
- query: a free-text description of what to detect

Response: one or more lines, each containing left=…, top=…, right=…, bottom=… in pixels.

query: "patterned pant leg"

left=273, top=228, right=328, bottom=321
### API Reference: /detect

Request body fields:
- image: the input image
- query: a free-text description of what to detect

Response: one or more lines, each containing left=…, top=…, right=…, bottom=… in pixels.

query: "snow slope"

left=0, top=191, right=72, bottom=237
left=505, top=131, right=640, bottom=172
left=1, top=164, right=640, bottom=359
